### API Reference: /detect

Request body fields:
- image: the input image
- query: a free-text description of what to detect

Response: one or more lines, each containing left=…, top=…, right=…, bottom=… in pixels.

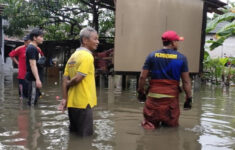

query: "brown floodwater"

left=0, top=73, right=235, bottom=150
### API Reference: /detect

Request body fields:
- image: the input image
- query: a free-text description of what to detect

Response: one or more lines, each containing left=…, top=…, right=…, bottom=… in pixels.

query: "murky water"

left=0, top=73, right=235, bottom=150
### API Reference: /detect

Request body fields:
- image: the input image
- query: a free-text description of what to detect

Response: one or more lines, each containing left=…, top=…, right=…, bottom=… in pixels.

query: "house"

left=206, top=21, right=235, bottom=58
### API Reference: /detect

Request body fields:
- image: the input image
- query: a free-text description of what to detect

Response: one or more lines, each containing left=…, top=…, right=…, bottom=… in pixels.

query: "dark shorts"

left=18, top=79, right=28, bottom=98
left=27, top=81, right=40, bottom=105
left=68, top=105, right=93, bottom=136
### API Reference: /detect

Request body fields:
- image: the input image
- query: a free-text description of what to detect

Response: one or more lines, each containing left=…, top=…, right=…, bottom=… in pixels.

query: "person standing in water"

left=9, top=35, right=30, bottom=100
left=59, top=27, right=99, bottom=136
left=25, top=29, right=44, bottom=105
left=138, top=30, right=192, bottom=129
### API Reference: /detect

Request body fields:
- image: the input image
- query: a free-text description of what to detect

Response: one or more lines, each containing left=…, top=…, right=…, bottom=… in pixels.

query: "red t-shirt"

left=9, top=45, right=27, bottom=79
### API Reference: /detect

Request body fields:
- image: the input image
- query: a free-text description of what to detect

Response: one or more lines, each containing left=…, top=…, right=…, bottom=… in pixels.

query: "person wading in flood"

left=26, top=29, right=44, bottom=105
left=59, top=27, right=99, bottom=136
left=138, top=30, right=192, bottom=129
left=9, top=35, right=30, bottom=100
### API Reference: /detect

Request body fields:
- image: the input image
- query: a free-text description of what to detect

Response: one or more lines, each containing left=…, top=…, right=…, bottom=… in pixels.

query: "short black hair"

left=162, top=40, right=172, bottom=46
left=29, top=28, right=43, bottom=41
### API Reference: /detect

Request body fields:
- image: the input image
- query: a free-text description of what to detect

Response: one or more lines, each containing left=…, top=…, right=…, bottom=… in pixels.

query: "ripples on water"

left=198, top=85, right=235, bottom=150
left=0, top=74, right=235, bottom=150
left=93, top=111, right=115, bottom=150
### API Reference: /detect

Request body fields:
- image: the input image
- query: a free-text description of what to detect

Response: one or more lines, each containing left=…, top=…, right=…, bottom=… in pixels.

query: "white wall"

left=0, top=54, right=2, bottom=73
left=206, top=35, right=235, bottom=58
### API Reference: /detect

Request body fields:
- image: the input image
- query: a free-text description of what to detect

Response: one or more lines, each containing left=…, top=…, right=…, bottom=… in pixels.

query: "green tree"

left=0, top=0, right=115, bottom=40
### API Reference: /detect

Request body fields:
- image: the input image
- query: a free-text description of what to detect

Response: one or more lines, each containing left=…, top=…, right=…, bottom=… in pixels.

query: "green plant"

left=206, top=3, right=235, bottom=50
left=203, top=52, right=231, bottom=85
left=225, top=57, right=235, bottom=85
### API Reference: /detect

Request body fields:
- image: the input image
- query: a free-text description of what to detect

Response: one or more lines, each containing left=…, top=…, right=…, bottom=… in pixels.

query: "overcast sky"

left=220, top=0, right=235, bottom=3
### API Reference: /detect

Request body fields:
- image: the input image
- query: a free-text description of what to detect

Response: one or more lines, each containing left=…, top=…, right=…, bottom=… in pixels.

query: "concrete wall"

left=0, top=56, right=13, bottom=75
left=0, top=54, right=2, bottom=72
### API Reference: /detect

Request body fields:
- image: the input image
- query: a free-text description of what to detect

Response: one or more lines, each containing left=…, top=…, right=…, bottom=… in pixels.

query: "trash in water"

left=56, top=96, right=60, bottom=100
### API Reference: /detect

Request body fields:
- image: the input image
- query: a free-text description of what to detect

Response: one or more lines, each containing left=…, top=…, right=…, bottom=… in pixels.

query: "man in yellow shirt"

left=59, top=27, right=99, bottom=136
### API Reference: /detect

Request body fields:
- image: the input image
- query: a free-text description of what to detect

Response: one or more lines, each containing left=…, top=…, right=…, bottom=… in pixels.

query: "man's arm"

left=67, top=73, right=85, bottom=87
left=11, top=57, right=19, bottom=65
left=29, top=59, right=42, bottom=88
left=138, top=69, right=149, bottom=93
left=58, top=73, right=85, bottom=112
left=9, top=48, right=20, bottom=65
left=181, top=72, right=192, bottom=109
left=62, top=76, right=69, bottom=100
left=181, top=72, right=192, bottom=98
left=59, top=76, right=70, bottom=112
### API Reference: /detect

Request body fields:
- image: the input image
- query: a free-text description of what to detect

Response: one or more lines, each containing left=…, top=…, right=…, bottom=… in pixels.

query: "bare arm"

left=11, top=57, right=19, bottom=65
left=181, top=72, right=192, bottom=98
left=29, top=59, right=42, bottom=88
left=67, top=73, right=85, bottom=87
left=59, top=74, right=84, bottom=112
left=62, top=76, right=69, bottom=100
left=138, top=70, right=149, bottom=93
left=59, top=76, right=70, bottom=112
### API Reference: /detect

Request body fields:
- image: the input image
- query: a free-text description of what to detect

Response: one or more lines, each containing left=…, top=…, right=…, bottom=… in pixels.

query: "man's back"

left=143, top=49, right=188, bottom=81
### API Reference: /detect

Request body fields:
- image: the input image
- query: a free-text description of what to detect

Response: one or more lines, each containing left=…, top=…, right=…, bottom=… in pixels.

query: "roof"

left=205, top=0, right=227, bottom=14
left=0, top=4, right=6, bottom=15
left=99, top=0, right=115, bottom=10
left=100, top=0, right=115, bottom=7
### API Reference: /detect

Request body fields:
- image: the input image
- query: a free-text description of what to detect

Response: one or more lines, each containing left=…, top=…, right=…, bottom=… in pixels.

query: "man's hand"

left=184, top=97, right=192, bottom=110
left=137, top=89, right=146, bottom=102
left=36, top=79, right=42, bottom=88
left=58, top=99, right=67, bottom=113
left=66, top=80, right=71, bottom=87
left=138, top=69, right=149, bottom=102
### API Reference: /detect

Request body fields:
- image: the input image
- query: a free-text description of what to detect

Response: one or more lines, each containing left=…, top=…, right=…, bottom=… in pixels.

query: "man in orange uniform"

left=138, top=30, right=192, bottom=129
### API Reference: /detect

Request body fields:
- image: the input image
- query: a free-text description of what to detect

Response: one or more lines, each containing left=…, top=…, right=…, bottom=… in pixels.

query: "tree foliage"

left=206, top=3, right=235, bottom=50
left=0, top=0, right=115, bottom=40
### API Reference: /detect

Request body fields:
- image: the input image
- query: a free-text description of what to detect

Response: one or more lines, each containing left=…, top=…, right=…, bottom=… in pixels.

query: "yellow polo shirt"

left=64, top=48, right=97, bottom=109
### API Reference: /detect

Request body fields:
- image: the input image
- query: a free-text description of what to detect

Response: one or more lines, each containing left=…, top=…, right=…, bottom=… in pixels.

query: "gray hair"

left=79, top=27, right=97, bottom=44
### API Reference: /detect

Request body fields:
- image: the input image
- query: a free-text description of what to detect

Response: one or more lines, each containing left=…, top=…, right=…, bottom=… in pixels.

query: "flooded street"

left=0, top=73, right=235, bottom=150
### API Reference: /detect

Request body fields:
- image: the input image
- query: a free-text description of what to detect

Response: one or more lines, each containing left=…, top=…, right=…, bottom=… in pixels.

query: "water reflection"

left=0, top=74, right=235, bottom=150
left=199, top=84, right=235, bottom=150
left=93, top=111, right=115, bottom=150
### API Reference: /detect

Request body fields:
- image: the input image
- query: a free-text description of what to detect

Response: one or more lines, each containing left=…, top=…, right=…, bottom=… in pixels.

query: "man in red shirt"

left=9, top=35, right=30, bottom=99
